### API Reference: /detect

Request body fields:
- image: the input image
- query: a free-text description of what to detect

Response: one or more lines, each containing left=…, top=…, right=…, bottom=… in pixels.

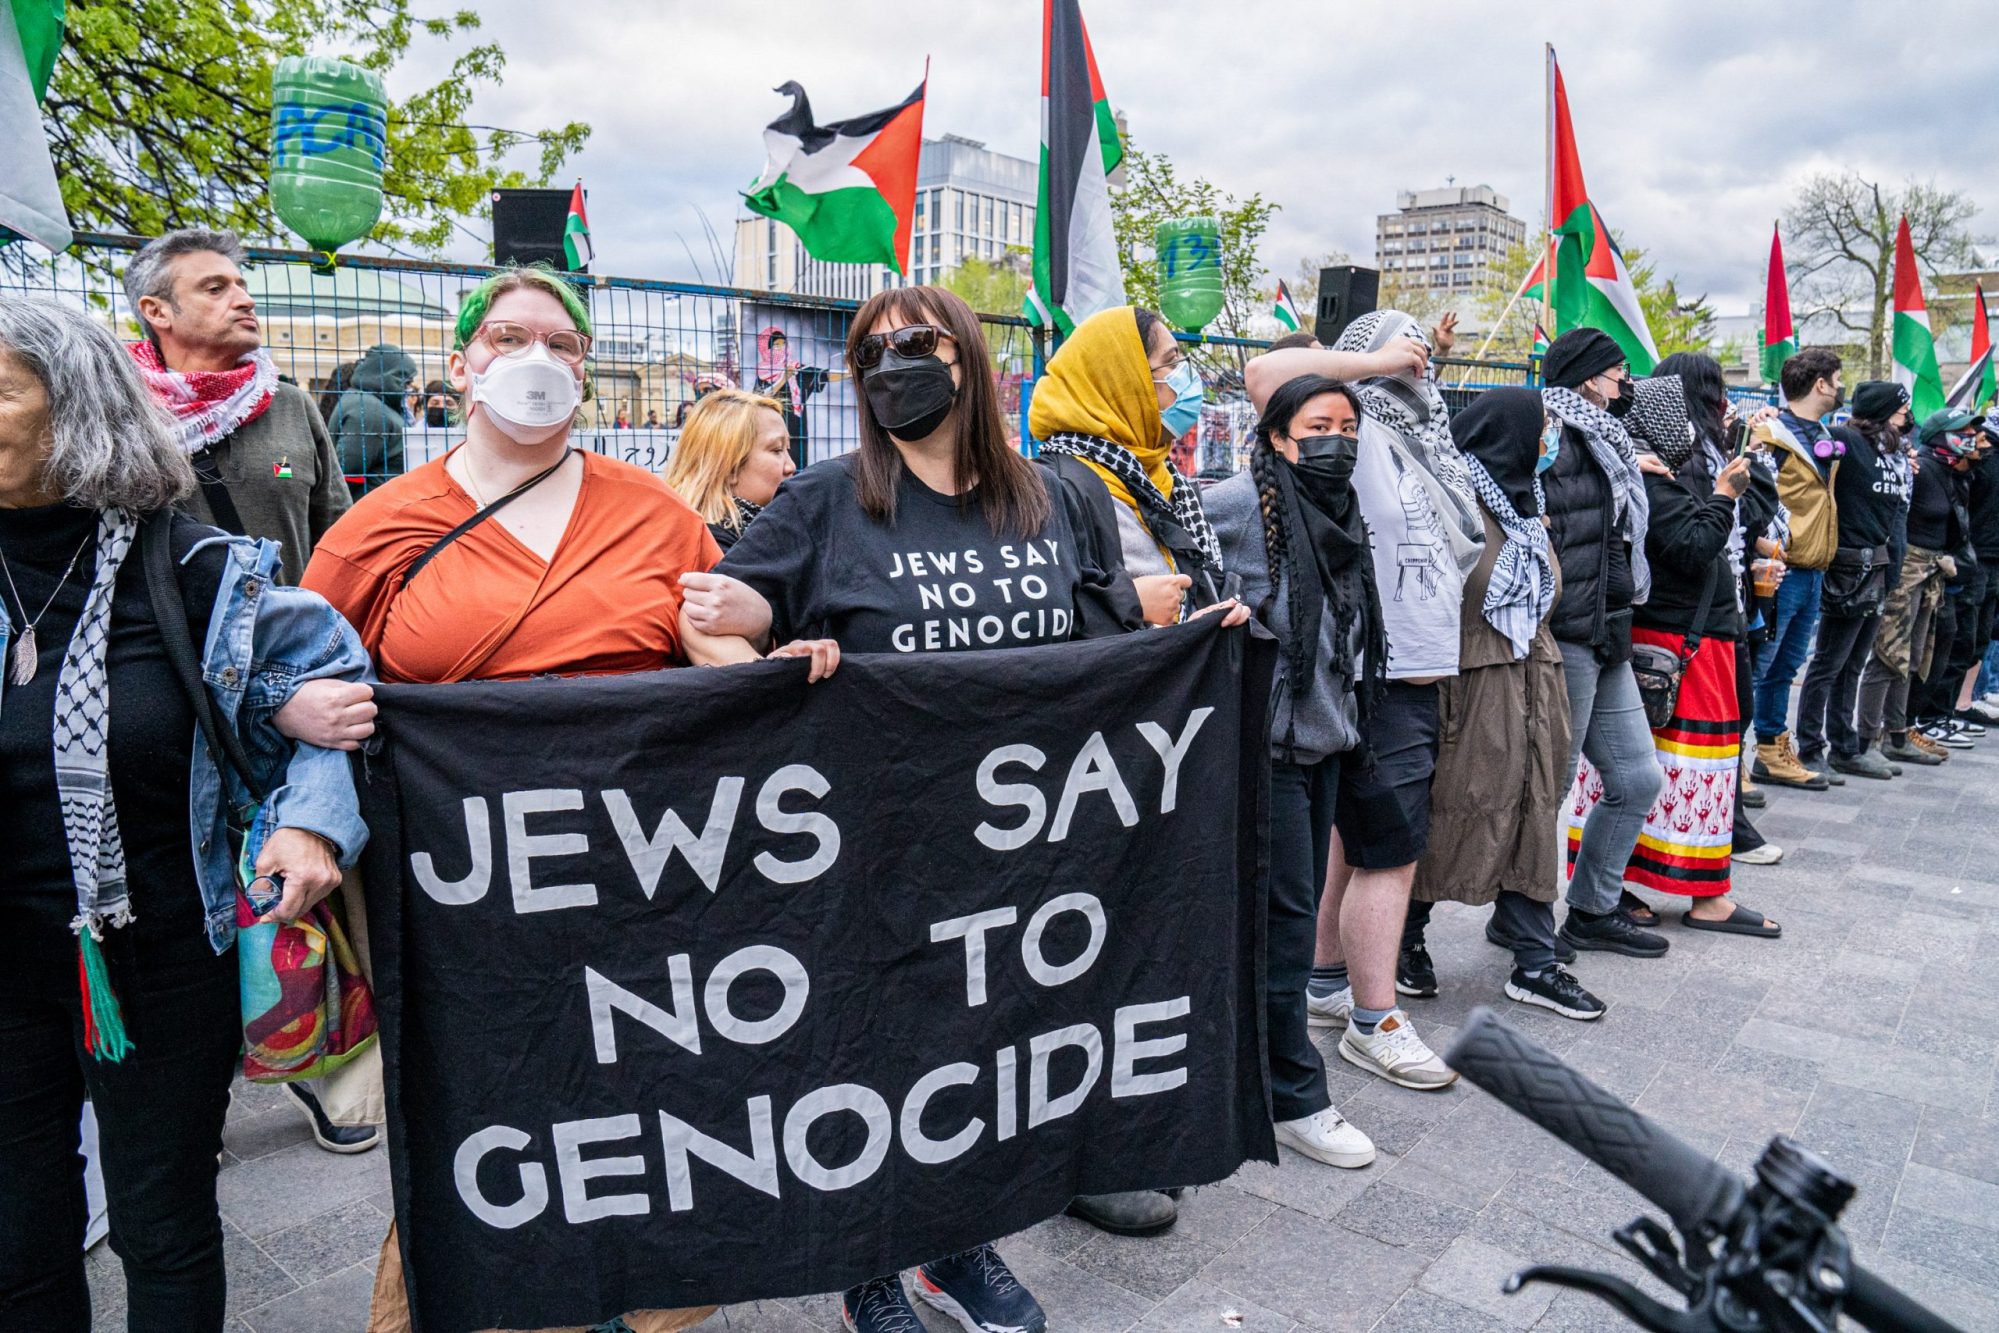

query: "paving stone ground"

left=89, top=742, right=1999, bottom=1331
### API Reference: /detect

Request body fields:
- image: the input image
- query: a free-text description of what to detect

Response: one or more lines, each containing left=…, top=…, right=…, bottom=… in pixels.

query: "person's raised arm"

left=1243, top=340, right=1430, bottom=410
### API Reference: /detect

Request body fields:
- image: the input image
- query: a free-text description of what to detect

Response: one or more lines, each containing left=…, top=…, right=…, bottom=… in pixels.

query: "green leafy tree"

left=45, top=0, right=590, bottom=252
left=938, top=251, right=1031, bottom=319
left=1784, top=172, right=1986, bottom=378
left=1108, top=131, right=1278, bottom=357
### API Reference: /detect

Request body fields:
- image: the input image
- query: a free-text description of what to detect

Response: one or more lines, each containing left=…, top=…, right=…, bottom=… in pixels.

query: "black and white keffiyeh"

left=54, top=508, right=140, bottom=940
left=1542, top=385, right=1652, bottom=603
left=1331, top=311, right=1486, bottom=569
left=1038, top=431, right=1222, bottom=570
left=1461, top=456, right=1554, bottom=660
left=732, top=495, right=765, bottom=531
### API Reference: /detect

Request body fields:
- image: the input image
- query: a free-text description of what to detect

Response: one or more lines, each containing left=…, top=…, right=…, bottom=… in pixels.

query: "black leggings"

left=0, top=901, right=241, bottom=1332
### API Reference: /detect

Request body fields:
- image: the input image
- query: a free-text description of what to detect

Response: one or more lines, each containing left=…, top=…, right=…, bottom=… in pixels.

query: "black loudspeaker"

left=492, top=188, right=580, bottom=270
left=1314, top=265, right=1379, bottom=346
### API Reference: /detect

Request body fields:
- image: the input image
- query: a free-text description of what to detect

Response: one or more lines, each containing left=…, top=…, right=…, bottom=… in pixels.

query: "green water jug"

left=1156, top=217, right=1225, bottom=332
left=271, top=56, right=388, bottom=254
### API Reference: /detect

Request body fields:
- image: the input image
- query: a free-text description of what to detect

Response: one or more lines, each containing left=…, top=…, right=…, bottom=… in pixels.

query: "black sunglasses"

left=853, top=323, right=951, bottom=370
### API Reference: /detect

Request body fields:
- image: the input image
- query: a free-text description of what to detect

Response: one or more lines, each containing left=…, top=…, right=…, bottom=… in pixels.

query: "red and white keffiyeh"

left=126, top=341, right=278, bottom=454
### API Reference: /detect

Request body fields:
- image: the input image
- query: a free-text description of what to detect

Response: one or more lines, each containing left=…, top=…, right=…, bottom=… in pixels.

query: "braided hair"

left=1252, top=376, right=1386, bottom=725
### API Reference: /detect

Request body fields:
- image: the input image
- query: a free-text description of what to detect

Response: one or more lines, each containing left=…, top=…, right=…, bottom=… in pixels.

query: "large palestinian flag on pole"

left=1026, top=0, right=1125, bottom=335
left=1545, top=48, right=1659, bottom=374
left=1948, top=280, right=1995, bottom=413
left=1762, top=224, right=1796, bottom=386
left=1, top=0, right=72, bottom=251
left=1891, top=215, right=1947, bottom=419
left=743, top=78, right=927, bottom=274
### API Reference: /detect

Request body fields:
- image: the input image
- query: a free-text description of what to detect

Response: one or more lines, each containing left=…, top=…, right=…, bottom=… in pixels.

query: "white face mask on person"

left=468, top=343, right=581, bottom=444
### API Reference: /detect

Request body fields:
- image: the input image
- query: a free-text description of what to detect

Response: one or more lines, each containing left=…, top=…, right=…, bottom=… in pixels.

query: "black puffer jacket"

left=1544, top=422, right=1636, bottom=657
left=1969, top=451, right=1999, bottom=562
left=1635, top=450, right=1769, bottom=643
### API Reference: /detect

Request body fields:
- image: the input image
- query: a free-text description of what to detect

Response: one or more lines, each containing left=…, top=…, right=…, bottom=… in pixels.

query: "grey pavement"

left=89, top=743, right=1999, bottom=1331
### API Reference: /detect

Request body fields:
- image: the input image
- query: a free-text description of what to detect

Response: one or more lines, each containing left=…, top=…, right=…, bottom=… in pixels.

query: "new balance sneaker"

left=1274, top=1105, right=1376, bottom=1168
left=1504, top=965, right=1606, bottom=1020
left=1485, top=917, right=1577, bottom=963
left=282, top=1083, right=379, bottom=1154
left=1560, top=909, right=1670, bottom=958
left=1396, top=944, right=1439, bottom=998
left=1338, top=1009, right=1458, bottom=1089
left=914, top=1246, right=1047, bottom=1333
left=844, top=1276, right=924, bottom=1333
left=1732, top=843, right=1784, bottom=865
left=1306, top=983, right=1353, bottom=1029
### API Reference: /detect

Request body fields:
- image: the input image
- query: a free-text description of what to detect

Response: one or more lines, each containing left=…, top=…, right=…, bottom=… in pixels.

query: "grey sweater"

left=1206, top=472, right=1360, bottom=765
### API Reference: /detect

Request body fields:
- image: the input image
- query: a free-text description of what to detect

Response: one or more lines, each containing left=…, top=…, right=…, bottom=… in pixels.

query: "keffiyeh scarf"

left=1039, top=431, right=1222, bottom=570
left=1542, top=385, right=1652, bottom=604
left=127, top=341, right=278, bottom=455
left=732, top=496, right=765, bottom=531
left=1462, top=456, right=1555, bottom=659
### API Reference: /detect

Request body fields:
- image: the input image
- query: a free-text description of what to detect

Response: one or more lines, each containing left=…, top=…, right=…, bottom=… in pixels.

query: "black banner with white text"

left=359, top=620, right=1275, bottom=1333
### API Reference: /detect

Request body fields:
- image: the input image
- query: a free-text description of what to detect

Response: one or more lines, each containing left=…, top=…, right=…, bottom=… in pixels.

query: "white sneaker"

left=1970, top=699, right=1999, bottom=723
left=1274, top=1106, right=1376, bottom=1168
left=1338, top=1009, right=1459, bottom=1090
left=1732, top=843, right=1784, bottom=865
left=1306, top=984, right=1352, bottom=1030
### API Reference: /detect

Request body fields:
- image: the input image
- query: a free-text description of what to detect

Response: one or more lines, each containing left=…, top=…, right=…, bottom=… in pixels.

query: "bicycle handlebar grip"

left=1843, top=1263, right=1966, bottom=1333
left=1446, top=1008, right=1744, bottom=1236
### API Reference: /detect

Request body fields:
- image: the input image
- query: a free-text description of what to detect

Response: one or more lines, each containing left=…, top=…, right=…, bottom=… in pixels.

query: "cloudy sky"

left=381, top=0, right=1999, bottom=315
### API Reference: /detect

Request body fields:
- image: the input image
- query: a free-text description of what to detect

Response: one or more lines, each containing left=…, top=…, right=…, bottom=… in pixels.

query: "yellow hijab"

left=1027, top=305, right=1174, bottom=511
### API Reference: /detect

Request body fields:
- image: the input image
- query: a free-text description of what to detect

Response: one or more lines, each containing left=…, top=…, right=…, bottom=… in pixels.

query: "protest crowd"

left=8, top=221, right=1999, bottom=1333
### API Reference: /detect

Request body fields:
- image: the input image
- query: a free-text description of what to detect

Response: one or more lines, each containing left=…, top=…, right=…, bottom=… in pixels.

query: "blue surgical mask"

left=1537, top=420, right=1562, bottom=474
left=1159, top=359, right=1204, bottom=439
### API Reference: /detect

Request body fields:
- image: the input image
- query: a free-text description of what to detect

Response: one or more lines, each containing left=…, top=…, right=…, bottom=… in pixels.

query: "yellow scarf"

left=1027, top=306, right=1174, bottom=518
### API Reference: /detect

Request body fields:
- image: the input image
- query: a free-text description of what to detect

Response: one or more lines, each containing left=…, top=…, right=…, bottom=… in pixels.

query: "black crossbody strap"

left=401, top=449, right=575, bottom=589
left=1682, top=559, right=1722, bottom=663
left=190, top=448, right=247, bottom=536
left=141, top=514, right=270, bottom=804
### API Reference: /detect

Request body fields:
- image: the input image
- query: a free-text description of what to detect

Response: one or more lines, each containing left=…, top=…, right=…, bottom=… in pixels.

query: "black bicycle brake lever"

left=1505, top=1264, right=1708, bottom=1333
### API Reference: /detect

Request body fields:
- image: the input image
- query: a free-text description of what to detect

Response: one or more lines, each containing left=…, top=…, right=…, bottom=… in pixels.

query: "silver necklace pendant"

left=9, top=625, right=36, bottom=686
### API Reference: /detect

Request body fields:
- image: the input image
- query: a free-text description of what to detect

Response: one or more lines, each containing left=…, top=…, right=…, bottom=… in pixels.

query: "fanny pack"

left=1821, top=543, right=1891, bottom=618
left=1629, top=563, right=1718, bottom=729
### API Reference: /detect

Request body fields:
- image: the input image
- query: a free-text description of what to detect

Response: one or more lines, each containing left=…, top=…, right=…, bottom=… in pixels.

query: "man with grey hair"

left=123, top=228, right=350, bottom=587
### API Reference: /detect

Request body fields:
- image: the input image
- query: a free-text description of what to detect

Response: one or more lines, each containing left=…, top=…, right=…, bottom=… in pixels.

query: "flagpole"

left=1458, top=281, right=1528, bottom=387
left=1541, top=44, right=1555, bottom=360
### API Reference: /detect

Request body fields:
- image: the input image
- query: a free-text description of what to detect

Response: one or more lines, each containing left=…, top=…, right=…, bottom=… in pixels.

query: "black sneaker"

left=1559, top=909, right=1669, bottom=958
left=281, top=1083, right=380, bottom=1154
left=1484, top=917, right=1577, bottom=963
left=845, top=1276, right=924, bottom=1333
left=915, top=1246, right=1047, bottom=1333
left=1951, top=711, right=1989, bottom=735
left=1504, top=965, right=1607, bottom=1021
left=1396, top=943, right=1439, bottom=998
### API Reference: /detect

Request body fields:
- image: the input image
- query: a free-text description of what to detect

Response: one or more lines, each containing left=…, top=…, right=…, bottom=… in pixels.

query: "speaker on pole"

left=1313, top=265, right=1379, bottom=346
left=491, top=188, right=579, bottom=270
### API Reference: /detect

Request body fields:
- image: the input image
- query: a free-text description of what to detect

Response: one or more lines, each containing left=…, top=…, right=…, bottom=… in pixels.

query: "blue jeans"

left=1560, top=643, right=1665, bottom=916
left=1978, top=641, right=1999, bottom=698
left=1752, top=568, right=1825, bottom=741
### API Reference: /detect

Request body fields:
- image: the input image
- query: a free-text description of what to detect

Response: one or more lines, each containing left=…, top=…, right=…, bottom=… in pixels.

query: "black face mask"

left=425, top=405, right=451, bottom=428
left=1830, top=387, right=1847, bottom=412
left=864, top=349, right=958, bottom=441
left=1288, top=435, right=1359, bottom=512
left=1606, top=379, right=1634, bottom=418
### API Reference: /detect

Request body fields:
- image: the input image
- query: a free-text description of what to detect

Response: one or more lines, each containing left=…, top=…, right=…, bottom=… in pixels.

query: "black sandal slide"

left=1618, top=889, right=1659, bottom=927
left=1680, top=903, right=1780, bottom=938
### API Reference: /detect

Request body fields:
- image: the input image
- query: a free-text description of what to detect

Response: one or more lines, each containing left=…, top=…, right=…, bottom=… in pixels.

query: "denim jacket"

left=0, top=533, right=373, bottom=953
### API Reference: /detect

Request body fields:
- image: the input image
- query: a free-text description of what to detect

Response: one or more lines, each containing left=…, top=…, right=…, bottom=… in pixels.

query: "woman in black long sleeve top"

left=1584, top=372, right=1778, bottom=936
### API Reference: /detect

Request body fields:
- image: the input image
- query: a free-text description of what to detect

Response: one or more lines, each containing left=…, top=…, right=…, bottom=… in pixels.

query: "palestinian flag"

left=1, top=0, right=71, bottom=251
left=562, top=182, right=592, bottom=271
left=1546, top=48, right=1659, bottom=374
left=1761, top=224, right=1796, bottom=386
left=1272, top=280, right=1303, bottom=331
left=1948, top=281, right=1995, bottom=413
left=1518, top=244, right=1549, bottom=304
left=743, top=77, right=927, bottom=274
left=1532, top=322, right=1551, bottom=358
left=1891, top=214, right=1946, bottom=419
left=1026, top=0, right=1125, bottom=334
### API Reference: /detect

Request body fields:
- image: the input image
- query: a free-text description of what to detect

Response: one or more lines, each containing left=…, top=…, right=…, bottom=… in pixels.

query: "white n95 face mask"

left=468, top=343, right=581, bottom=444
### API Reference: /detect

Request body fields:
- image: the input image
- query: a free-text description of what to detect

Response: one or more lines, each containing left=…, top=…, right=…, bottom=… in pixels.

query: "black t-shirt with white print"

left=718, top=453, right=1105, bottom=654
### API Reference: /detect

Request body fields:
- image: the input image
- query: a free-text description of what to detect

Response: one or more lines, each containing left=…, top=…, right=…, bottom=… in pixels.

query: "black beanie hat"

left=1849, top=381, right=1909, bottom=422
left=1541, top=328, right=1626, bottom=388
